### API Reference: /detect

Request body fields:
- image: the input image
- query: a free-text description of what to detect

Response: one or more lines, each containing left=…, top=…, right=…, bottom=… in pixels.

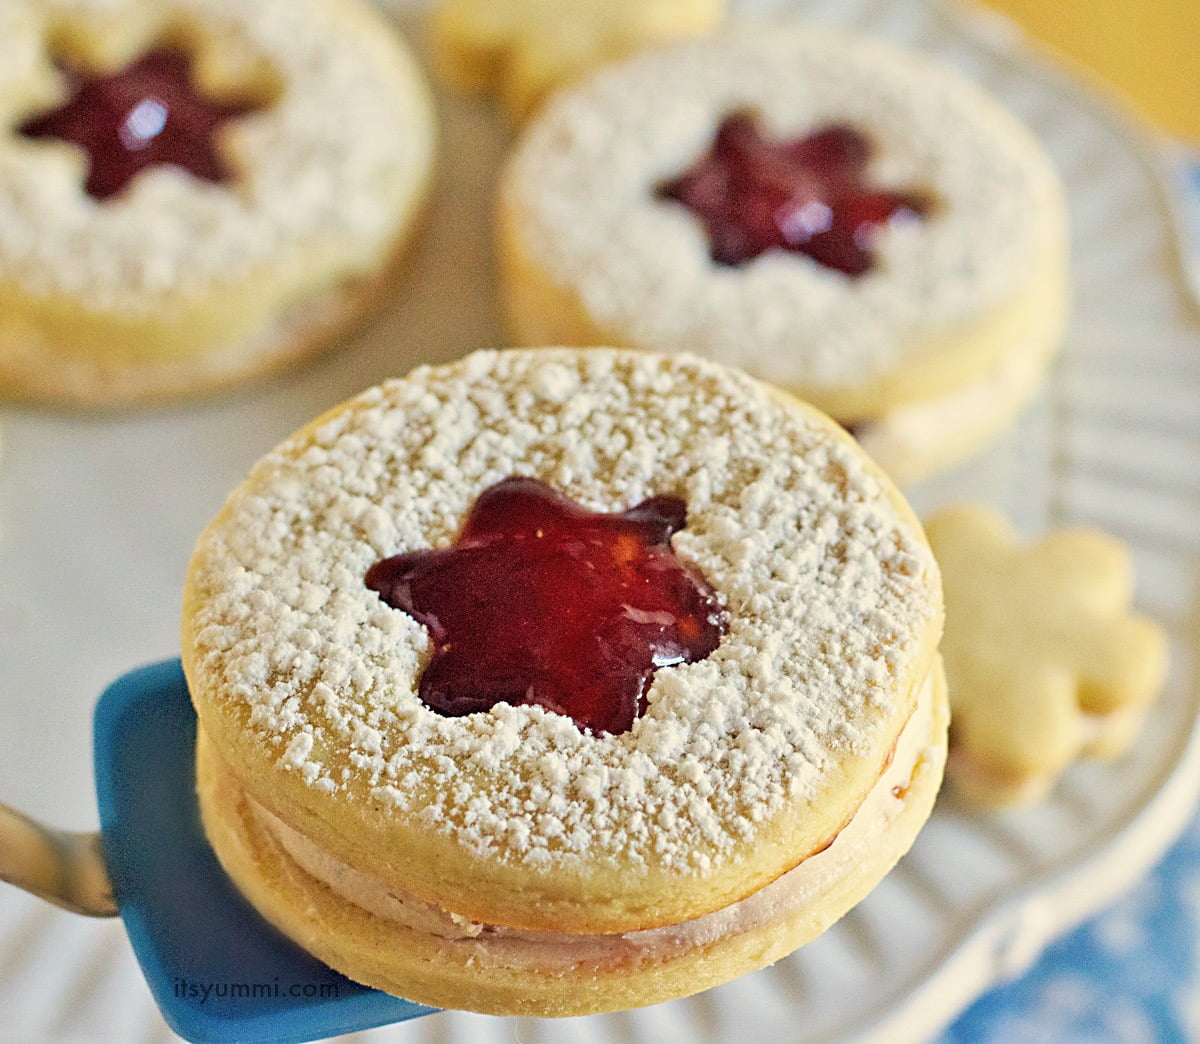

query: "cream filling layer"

left=249, top=670, right=937, bottom=971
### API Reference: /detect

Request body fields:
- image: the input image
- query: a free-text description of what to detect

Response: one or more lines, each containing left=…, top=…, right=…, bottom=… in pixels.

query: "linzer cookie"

left=927, top=504, right=1168, bottom=806
left=0, top=0, right=435, bottom=406
left=184, top=348, right=947, bottom=1016
left=499, top=25, right=1069, bottom=483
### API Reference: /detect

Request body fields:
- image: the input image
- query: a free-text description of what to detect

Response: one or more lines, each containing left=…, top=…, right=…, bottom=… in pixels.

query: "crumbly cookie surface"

left=926, top=504, right=1168, bottom=805
left=0, top=0, right=431, bottom=310
left=502, top=25, right=1065, bottom=390
left=186, top=350, right=940, bottom=873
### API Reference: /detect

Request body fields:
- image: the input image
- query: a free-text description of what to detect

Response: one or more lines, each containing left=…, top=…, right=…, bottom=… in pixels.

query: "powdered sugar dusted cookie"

left=499, top=24, right=1068, bottom=483
left=926, top=504, right=1168, bottom=807
left=430, top=0, right=725, bottom=121
left=185, top=348, right=947, bottom=1015
left=0, top=0, right=435, bottom=406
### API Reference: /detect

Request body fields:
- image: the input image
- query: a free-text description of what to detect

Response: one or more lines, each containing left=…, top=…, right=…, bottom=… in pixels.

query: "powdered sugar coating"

left=0, top=0, right=431, bottom=309
left=187, top=350, right=939, bottom=872
left=502, top=25, right=1065, bottom=390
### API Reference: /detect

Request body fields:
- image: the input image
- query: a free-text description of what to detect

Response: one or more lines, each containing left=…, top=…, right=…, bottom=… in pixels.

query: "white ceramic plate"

left=1, top=1, right=1198, bottom=1042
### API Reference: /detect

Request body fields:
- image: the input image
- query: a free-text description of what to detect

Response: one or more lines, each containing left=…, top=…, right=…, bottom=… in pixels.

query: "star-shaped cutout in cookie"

left=18, top=48, right=262, bottom=201
left=430, top=0, right=726, bottom=120
left=657, top=113, right=931, bottom=274
left=366, top=476, right=728, bottom=736
left=926, top=505, right=1168, bottom=806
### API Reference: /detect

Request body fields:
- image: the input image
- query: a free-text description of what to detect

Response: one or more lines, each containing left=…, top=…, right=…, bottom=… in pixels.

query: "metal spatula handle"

left=0, top=802, right=116, bottom=917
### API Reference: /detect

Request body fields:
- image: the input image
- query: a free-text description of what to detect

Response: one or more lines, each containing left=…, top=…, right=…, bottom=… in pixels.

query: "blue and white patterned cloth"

left=1176, top=156, right=1200, bottom=256
left=939, top=153, right=1200, bottom=1044
left=1168, top=152, right=1200, bottom=289
left=940, top=813, right=1200, bottom=1043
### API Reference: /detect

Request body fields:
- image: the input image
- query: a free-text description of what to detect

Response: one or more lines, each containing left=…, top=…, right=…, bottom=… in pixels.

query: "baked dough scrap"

left=430, top=0, right=725, bottom=120
left=926, top=504, right=1168, bottom=806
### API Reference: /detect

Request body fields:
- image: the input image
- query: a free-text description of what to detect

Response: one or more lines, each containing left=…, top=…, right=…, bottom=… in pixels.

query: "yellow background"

left=982, top=0, right=1200, bottom=144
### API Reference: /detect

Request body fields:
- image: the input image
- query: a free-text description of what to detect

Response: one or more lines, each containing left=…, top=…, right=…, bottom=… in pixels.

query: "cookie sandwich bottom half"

left=198, top=661, right=945, bottom=1015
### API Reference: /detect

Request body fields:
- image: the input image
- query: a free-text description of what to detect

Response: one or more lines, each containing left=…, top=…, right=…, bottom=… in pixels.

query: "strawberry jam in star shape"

left=19, top=48, right=262, bottom=201
left=657, top=111, right=931, bottom=274
left=366, top=476, right=729, bottom=736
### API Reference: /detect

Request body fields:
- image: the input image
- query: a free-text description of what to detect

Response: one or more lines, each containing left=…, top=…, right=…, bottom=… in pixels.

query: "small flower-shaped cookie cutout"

left=925, top=505, right=1168, bottom=807
left=430, top=0, right=725, bottom=120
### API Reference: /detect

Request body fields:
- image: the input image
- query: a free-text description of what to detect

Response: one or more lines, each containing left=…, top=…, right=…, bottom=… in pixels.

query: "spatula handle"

left=0, top=803, right=117, bottom=917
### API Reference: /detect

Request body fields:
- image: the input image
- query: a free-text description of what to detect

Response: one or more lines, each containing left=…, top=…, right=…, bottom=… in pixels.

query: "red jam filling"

left=18, top=48, right=262, bottom=201
left=366, top=476, right=728, bottom=736
left=656, top=113, right=931, bottom=275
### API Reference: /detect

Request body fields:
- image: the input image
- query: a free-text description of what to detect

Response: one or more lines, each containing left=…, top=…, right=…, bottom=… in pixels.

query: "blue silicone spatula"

left=0, top=660, right=434, bottom=1043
